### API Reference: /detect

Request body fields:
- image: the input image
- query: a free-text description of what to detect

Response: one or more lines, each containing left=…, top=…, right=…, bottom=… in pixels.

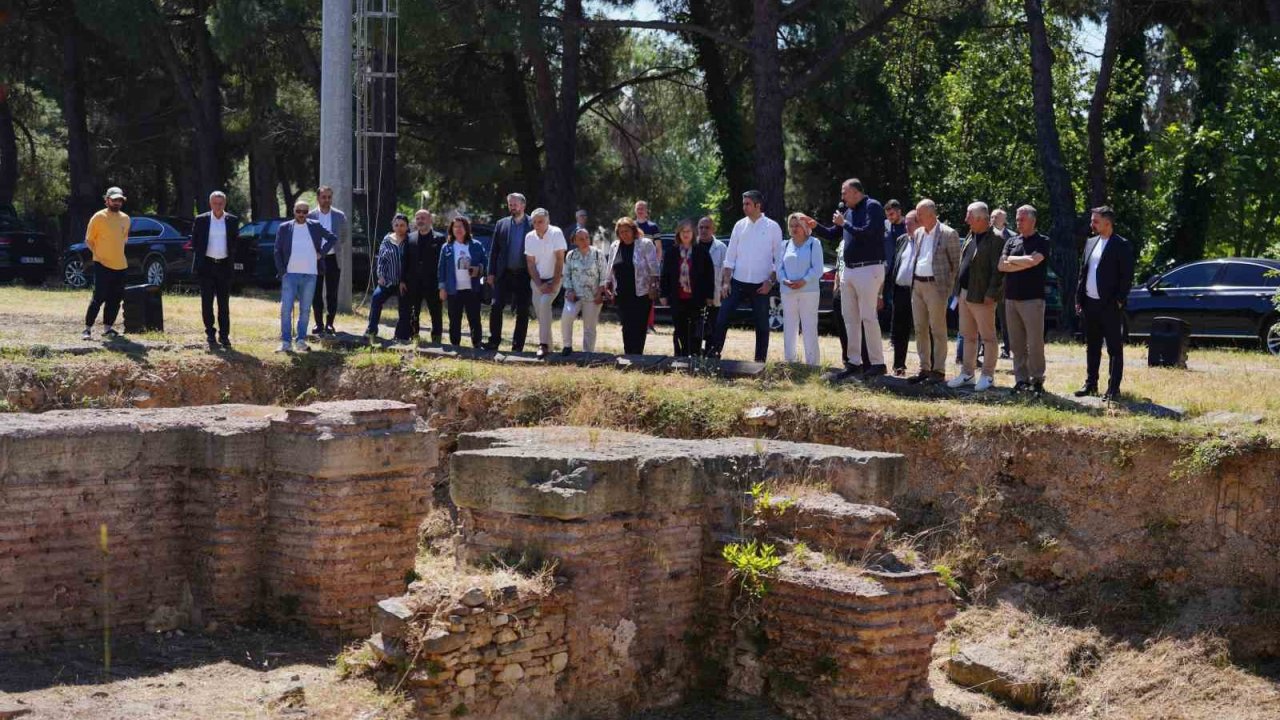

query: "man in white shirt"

left=1073, top=206, right=1134, bottom=401
left=309, top=186, right=347, bottom=336
left=274, top=200, right=337, bottom=353
left=906, top=199, right=962, bottom=384
left=192, top=191, right=240, bottom=350
left=523, top=208, right=567, bottom=358
left=710, top=190, right=782, bottom=362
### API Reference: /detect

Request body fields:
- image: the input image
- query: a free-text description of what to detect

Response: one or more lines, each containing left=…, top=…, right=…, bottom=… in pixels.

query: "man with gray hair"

left=486, top=192, right=533, bottom=351
left=191, top=190, right=240, bottom=349
left=948, top=201, right=1005, bottom=391
left=524, top=208, right=567, bottom=358
left=999, top=205, right=1051, bottom=394
left=905, top=199, right=962, bottom=383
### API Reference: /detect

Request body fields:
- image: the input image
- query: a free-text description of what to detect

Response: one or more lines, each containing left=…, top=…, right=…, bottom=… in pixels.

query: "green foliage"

left=748, top=482, right=795, bottom=518
left=933, top=564, right=962, bottom=594
left=1171, top=436, right=1250, bottom=480
left=722, top=541, right=782, bottom=599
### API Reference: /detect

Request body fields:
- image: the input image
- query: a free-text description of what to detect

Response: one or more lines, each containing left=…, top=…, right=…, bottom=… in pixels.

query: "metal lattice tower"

left=353, top=0, right=398, bottom=196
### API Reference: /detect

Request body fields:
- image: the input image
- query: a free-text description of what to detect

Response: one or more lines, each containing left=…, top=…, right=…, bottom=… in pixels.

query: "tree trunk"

left=1087, top=0, right=1123, bottom=211
left=0, top=87, right=17, bottom=209
left=502, top=52, right=542, bottom=205
left=520, top=0, right=580, bottom=225
left=248, top=75, right=280, bottom=220
left=688, top=0, right=752, bottom=218
left=60, top=6, right=96, bottom=248
left=750, top=0, right=786, bottom=222
left=1025, top=0, right=1080, bottom=329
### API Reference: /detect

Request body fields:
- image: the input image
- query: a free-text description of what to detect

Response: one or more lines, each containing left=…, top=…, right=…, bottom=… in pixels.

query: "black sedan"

left=0, top=211, right=55, bottom=285
left=241, top=217, right=372, bottom=290
left=1125, top=258, right=1280, bottom=354
left=62, top=216, right=193, bottom=288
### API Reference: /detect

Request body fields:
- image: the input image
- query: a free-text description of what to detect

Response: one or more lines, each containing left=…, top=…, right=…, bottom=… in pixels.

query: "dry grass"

left=410, top=545, right=557, bottom=611
left=931, top=604, right=1280, bottom=720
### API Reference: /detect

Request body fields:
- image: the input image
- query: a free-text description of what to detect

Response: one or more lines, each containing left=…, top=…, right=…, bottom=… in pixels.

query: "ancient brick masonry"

left=372, top=427, right=955, bottom=720
left=0, top=400, right=436, bottom=650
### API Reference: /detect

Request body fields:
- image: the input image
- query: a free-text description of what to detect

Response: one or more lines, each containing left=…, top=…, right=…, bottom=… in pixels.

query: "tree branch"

left=780, top=0, right=821, bottom=21
left=577, top=65, right=694, bottom=119
left=783, top=0, right=912, bottom=99
left=542, top=16, right=751, bottom=55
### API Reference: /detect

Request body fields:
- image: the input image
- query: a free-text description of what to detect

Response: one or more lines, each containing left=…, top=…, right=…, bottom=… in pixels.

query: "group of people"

left=77, top=179, right=1134, bottom=399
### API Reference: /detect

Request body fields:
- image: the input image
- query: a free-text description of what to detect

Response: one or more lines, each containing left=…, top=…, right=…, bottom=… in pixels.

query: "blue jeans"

left=713, top=279, right=771, bottom=362
left=365, top=283, right=401, bottom=337
left=280, top=273, right=318, bottom=343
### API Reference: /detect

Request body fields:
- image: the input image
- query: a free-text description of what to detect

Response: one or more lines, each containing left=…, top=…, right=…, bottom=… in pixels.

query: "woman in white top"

left=523, top=208, right=567, bottom=358
left=776, top=213, right=825, bottom=365
left=560, top=227, right=608, bottom=354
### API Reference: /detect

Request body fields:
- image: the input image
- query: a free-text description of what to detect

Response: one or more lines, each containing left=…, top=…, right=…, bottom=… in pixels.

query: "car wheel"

left=1263, top=317, right=1280, bottom=356
left=63, top=257, right=89, bottom=288
left=768, top=296, right=784, bottom=331
left=143, top=255, right=167, bottom=286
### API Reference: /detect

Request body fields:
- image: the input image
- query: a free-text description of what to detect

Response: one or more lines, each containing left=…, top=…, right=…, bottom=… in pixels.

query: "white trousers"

left=560, top=297, right=602, bottom=352
left=841, top=264, right=885, bottom=366
left=781, top=292, right=821, bottom=365
left=530, top=280, right=562, bottom=347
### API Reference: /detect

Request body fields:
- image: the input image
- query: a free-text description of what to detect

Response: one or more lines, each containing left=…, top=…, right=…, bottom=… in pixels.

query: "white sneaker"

left=946, top=373, right=974, bottom=389
left=276, top=342, right=291, bottom=353
left=974, top=375, right=994, bottom=392
left=295, top=340, right=310, bottom=352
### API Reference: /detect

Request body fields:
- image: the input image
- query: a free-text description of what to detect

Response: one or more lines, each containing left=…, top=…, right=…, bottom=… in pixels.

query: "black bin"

left=123, top=283, right=164, bottom=333
left=1148, top=316, right=1189, bottom=368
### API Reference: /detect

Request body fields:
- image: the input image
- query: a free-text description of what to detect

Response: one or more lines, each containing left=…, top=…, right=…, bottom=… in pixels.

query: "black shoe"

left=81, top=328, right=92, bottom=340
left=1032, top=381, right=1045, bottom=396
left=312, top=326, right=324, bottom=336
left=430, top=334, right=442, bottom=345
left=325, top=325, right=336, bottom=336
left=999, top=349, right=1011, bottom=360
left=561, top=346, right=573, bottom=357
left=834, top=366, right=863, bottom=381
left=893, top=367, right=907, bottom=377
left=1011, top=381, right=1029, bottom=394
left=207, top=335, right=219, bottom=350
left=103, top=327, right=120, bottom=338
left=536, top=344, right=548, bottom=359
left=220, top=338, right=232, bottom=350
left=1102, top=390, right=1121, bottom=402
left=1073, top=384, right=1098, bottom=398
left=906, top=371, right=930, bottom=385
left=863, top=364, right=887, bottom=378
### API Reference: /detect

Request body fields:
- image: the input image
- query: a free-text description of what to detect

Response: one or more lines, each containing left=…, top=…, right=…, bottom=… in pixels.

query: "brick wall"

left=0, top=401, right=437, bottom=651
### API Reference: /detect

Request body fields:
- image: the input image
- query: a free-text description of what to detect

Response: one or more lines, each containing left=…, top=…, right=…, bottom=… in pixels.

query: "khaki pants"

left=911, top=280, right=949, bottom=373
left=958, top=289, right=998, bottom=379
left=561, top=297, right=602, bottom=352
left=841, top=264, right=885, bottom=366
left=1006, top=298, right=1046, bottom=383
left=530, top=280, right=562, bottom=347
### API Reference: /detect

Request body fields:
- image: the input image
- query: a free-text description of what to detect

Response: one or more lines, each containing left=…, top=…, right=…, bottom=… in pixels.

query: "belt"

left=913, top=274, right=935, bottom=282
left=845, top=260, right=880, bottom=269
left=207, top=257, right=229, bottom=263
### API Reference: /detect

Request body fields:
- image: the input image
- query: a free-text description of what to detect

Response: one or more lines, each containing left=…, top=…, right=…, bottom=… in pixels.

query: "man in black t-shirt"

left=998, top=205, right=1051, bottom=394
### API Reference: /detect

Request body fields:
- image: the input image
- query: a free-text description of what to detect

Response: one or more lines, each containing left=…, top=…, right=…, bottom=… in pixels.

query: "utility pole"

left=320, top=0, right=354, bottom=311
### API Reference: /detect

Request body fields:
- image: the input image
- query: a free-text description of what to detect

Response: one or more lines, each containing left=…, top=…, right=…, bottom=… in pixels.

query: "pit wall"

left=0, top=400, right=436, bottom=650
left=373, top=428, right=954, bottom=720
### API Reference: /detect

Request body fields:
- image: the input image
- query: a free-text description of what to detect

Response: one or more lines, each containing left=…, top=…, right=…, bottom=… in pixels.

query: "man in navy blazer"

left=274, top=201, right=338, bottom=352
left=485, top=192, right=534, bottom=351
left=191, top=191, right=240, bottom=349
left=1074, top=206, right=1135, bottom=401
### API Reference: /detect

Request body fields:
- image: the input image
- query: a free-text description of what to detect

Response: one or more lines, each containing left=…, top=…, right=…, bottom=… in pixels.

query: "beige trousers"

left=911, top=280, right=949, bottom=373
left=530, top=280, right=562, bottom=347
left=958, top=289, right=998, bottom=379
left=1005, top=298, right=1046, bottom=383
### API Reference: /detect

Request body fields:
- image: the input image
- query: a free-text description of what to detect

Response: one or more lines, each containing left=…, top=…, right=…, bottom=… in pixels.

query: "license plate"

left=19, top=257, right=44, bottom=264
left=233, top=263, right=244, bottom=270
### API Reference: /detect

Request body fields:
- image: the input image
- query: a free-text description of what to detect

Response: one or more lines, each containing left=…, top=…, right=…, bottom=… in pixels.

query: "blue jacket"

left=812, top=196, right=886, bottom=265
left=777, top=236, right=824, bottom=295
left=274, top=220, right=337, bottom=277
left=438, top=239, right=488, bottom=295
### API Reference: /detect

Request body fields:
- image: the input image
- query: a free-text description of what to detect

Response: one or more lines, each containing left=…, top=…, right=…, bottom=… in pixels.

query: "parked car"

left=0, top=210, right=55, bottom=285
left=1125, top=257, right=1280, bottom=354
left=241, top=218, right=371, bottom=289
left=61, top=216, right=193, bottom=288
left=651, top=233, right=839, bottom=331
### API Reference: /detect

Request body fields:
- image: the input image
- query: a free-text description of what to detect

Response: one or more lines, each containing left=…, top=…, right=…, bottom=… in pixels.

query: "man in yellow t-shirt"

left=82, top=187, right=131, bottom=340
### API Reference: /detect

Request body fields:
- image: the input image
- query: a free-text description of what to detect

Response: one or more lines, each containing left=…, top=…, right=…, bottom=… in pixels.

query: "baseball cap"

left=104, top=187, right=126, bottom=200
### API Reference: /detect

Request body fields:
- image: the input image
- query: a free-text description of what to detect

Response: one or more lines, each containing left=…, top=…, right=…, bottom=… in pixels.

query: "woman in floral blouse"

left=659, top=219, right=715, bottom=357
left=560, top=227, right=609, bottom=354
left=605, top=217, right=660, bottom=355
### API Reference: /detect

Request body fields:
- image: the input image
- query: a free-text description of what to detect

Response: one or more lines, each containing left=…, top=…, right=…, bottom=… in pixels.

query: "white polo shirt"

left=524, top=226, right=567, bottom=280
left=724, top=214, right=782, bottom=284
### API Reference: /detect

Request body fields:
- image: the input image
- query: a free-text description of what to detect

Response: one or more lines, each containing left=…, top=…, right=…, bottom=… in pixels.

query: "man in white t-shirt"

left=524, top=208, right=567, bottom=358
left=274, top=200, right=337, bottom=353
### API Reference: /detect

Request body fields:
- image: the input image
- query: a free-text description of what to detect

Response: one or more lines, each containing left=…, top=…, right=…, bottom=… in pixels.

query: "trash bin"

left=1148, top=316, right=1189, bottom=368
left=123, top=283, right=164, bottom=333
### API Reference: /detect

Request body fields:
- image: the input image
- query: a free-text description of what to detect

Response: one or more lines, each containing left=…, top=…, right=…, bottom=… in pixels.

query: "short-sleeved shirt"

left=524, top=226, right=566, bottom=280
left=86, top=209, right=130, bottom=270
left=1001, top=233, right=1051, bottom=301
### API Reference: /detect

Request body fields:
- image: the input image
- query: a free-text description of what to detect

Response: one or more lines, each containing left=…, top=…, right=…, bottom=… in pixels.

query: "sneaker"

left=946, top=373, right=974, bottom=389
left=974, top=375, right=994, bottom=392
left=295, top=340, right=310, bottom=352
left=536, top=344, right=548, bottom=359
left=312, top=326, right=324, bottom=336
left=103, top=327, right=120, bottom=338
left=276, top=342, right=291, bottom=353
left=893, top=367, right=907, bottom=377
left=561, top=346, right=573, bottom=357
left=81, top=328, right=92, bottom=340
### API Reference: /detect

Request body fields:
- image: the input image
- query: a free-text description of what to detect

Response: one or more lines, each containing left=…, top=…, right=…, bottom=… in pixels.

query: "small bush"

left=723, top=540, right=782, bottom=599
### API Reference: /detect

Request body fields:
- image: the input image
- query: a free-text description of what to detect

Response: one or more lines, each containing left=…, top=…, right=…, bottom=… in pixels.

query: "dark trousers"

left=700, top=304, right=719, bottom=356
left=1082, top=296, right=1125, bottom=393
left=833, top=292, right=850, bottom=365
left=199, top=259, right=232, bottom=341
left=489, top=268, right=532, bottom=351
left=312, top=254, right=340, bottom=329
left=617, top=293, right=652, bottom=355
left=405, top=280, right=444, bottom=341
left=85, top=265, right=126, bottom=328
left=890, top=284, right=913, bottom=371
left=713, top=280, right=771, bottom=362
left=670, top=297, right=700, bottom=357
left=366, top=283, right=410, bottom=339
left=447, top=289, right=483, bottom=347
